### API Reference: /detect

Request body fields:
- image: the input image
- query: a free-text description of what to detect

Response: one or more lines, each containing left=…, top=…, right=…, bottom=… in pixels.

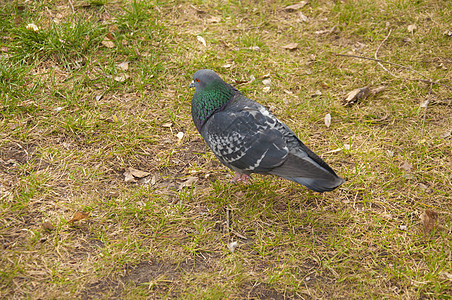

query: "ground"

left=0, top=0, right=451, bottom=299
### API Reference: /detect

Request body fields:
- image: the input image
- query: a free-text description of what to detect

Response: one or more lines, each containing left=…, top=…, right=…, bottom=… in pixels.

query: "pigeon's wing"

left=201, top=97, right=344, bottom=192
left=202, top=108, right=289, bottom=173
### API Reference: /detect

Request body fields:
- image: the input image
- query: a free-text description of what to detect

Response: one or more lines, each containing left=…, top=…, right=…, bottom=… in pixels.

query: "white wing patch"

left=208, top=132, right=249, bottom=163
left=258, top=106, right=271, bottom=117
left=204, top=102, right=292, bottom=173
left=258, top=106, right=279, bottom=129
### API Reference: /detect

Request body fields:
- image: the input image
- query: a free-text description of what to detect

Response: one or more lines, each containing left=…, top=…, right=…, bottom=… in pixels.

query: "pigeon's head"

left=189, top=69, right=236, bottom=131
left=189, top=69, right=223, bottom=90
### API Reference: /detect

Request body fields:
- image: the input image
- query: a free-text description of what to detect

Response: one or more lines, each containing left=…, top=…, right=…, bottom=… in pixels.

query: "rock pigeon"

left=189, top=69, right=344, bottom=192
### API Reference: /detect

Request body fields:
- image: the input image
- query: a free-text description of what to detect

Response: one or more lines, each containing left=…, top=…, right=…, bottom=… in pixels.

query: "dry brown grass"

left=1, top=0, right=451, bottom=299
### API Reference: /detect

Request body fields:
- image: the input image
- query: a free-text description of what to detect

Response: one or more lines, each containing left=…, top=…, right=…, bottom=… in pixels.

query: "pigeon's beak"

left=189, top=80, right=195, bottom=88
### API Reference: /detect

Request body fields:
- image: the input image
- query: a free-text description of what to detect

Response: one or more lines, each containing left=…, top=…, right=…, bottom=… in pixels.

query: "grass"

left=1, top=0, right=451, bottom=298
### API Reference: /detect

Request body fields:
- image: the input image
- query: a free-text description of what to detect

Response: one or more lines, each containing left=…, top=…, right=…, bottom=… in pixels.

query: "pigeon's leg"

left=230, top=172, right=251, bottom=184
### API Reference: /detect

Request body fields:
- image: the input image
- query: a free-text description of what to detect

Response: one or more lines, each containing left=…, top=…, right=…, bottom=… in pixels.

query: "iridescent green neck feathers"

left=191, top=80, right=235, bottom=131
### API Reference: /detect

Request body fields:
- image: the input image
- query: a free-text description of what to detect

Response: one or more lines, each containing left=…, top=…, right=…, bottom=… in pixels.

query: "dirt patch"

left=81, top=254, right=218, bottom=298
left=122, top=255, right=217, bottom=284
left=81, top=279, right=120, bottom=300
left=243, top=282, right=292, bottom=300
left=0, top=142, right=33, bottom=167
left=0, top=141, right=53, bottom=176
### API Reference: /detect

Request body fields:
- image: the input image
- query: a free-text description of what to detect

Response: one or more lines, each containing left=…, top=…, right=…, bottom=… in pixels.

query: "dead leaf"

left=400, top=161, right=413, bottom=172
left=298, top=12, right=308, bottom=22
left=124, top=170, right=135, bottom=183
left=324, top=113, right=331, bottom=128
left=137, top=174, right=156, bottom=185
left=207, top=16, right=221, bottom=23
left=197, top=35, right=207, bottom=47
left=106, top=32, right=114, bottom=40
left=284, top=1, right=308, bottom=12
left=128, top=167, right=150, bottom=178
left=114, top=74, right=129, bottom=82
left=124, top=167, right=150, bottom=183
left=420, top=210, right=438, bottom=233
left=343, top=86, right=370, bottom=106
left=370, top=86, right=385, bottom=96
left=42, top=221, right=54, bottom=231
left=407, top=24, right=417, bottom=33
left=69, top=211, right=90, bottom=223
left=315, top=25, right=339, bottom=35
left=311, top=90, right=322, bottom=97
left=262, top=79, right=271, bottom=86
left=101, top=38, right=115, bottom=48
left=179, top=176, right=198, bottom=190
left=234, top=80, right=249, bottom=84
left=117, top=61, right=129, bottom=71
left=282, top=42, right=299, bottom=50
left=249, top=46, right=260, bottom=51
left=222, top=63, right=232, bottom=68
left=26, top=23, right=39, bottom=32
left=263, top=86, right=271, bottom=93
left=161, top=122, right=173, bottom=128
left=420, top=99, right=429, bottom=108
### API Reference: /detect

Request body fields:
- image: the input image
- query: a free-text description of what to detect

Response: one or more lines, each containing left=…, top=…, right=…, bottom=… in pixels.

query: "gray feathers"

left=190, top=69, right=344, bottom=192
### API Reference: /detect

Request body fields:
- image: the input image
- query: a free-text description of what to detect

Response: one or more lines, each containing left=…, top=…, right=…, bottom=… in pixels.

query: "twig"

left=232, top=231, right=247, bottom=240
left=421, top=82, right=433, bottom=137
left=226, top=206, right=231, bottom=234
left=68, top=0, right=75, bottom=14
left=375, top=29, right=397, bottom=77
left=333, top=53, right=452, bottom=90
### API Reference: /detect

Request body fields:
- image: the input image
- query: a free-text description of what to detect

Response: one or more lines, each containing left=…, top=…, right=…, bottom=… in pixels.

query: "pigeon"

left=189, top=69, right=344, bottom=192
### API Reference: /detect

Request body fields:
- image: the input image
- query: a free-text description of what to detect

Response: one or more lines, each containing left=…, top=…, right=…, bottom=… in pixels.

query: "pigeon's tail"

left=281, top=176, right=344, bottom=193
left=269, top=153, right=344, bottom=193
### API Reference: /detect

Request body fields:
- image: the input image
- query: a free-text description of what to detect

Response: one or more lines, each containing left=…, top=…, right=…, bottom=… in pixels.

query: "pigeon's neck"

left=191, top=82, right=236, bottom=131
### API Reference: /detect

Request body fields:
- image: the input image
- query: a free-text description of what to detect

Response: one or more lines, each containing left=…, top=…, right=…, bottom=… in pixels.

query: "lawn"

left=1, top=0, right=451, bottom=298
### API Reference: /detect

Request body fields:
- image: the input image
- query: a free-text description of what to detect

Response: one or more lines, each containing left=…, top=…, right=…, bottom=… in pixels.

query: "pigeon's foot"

left=230, top=172, right=251, bottom=184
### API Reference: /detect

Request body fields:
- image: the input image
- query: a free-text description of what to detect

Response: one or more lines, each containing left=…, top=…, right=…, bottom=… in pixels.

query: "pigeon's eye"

left=195, top=78, right=199, bottom=82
